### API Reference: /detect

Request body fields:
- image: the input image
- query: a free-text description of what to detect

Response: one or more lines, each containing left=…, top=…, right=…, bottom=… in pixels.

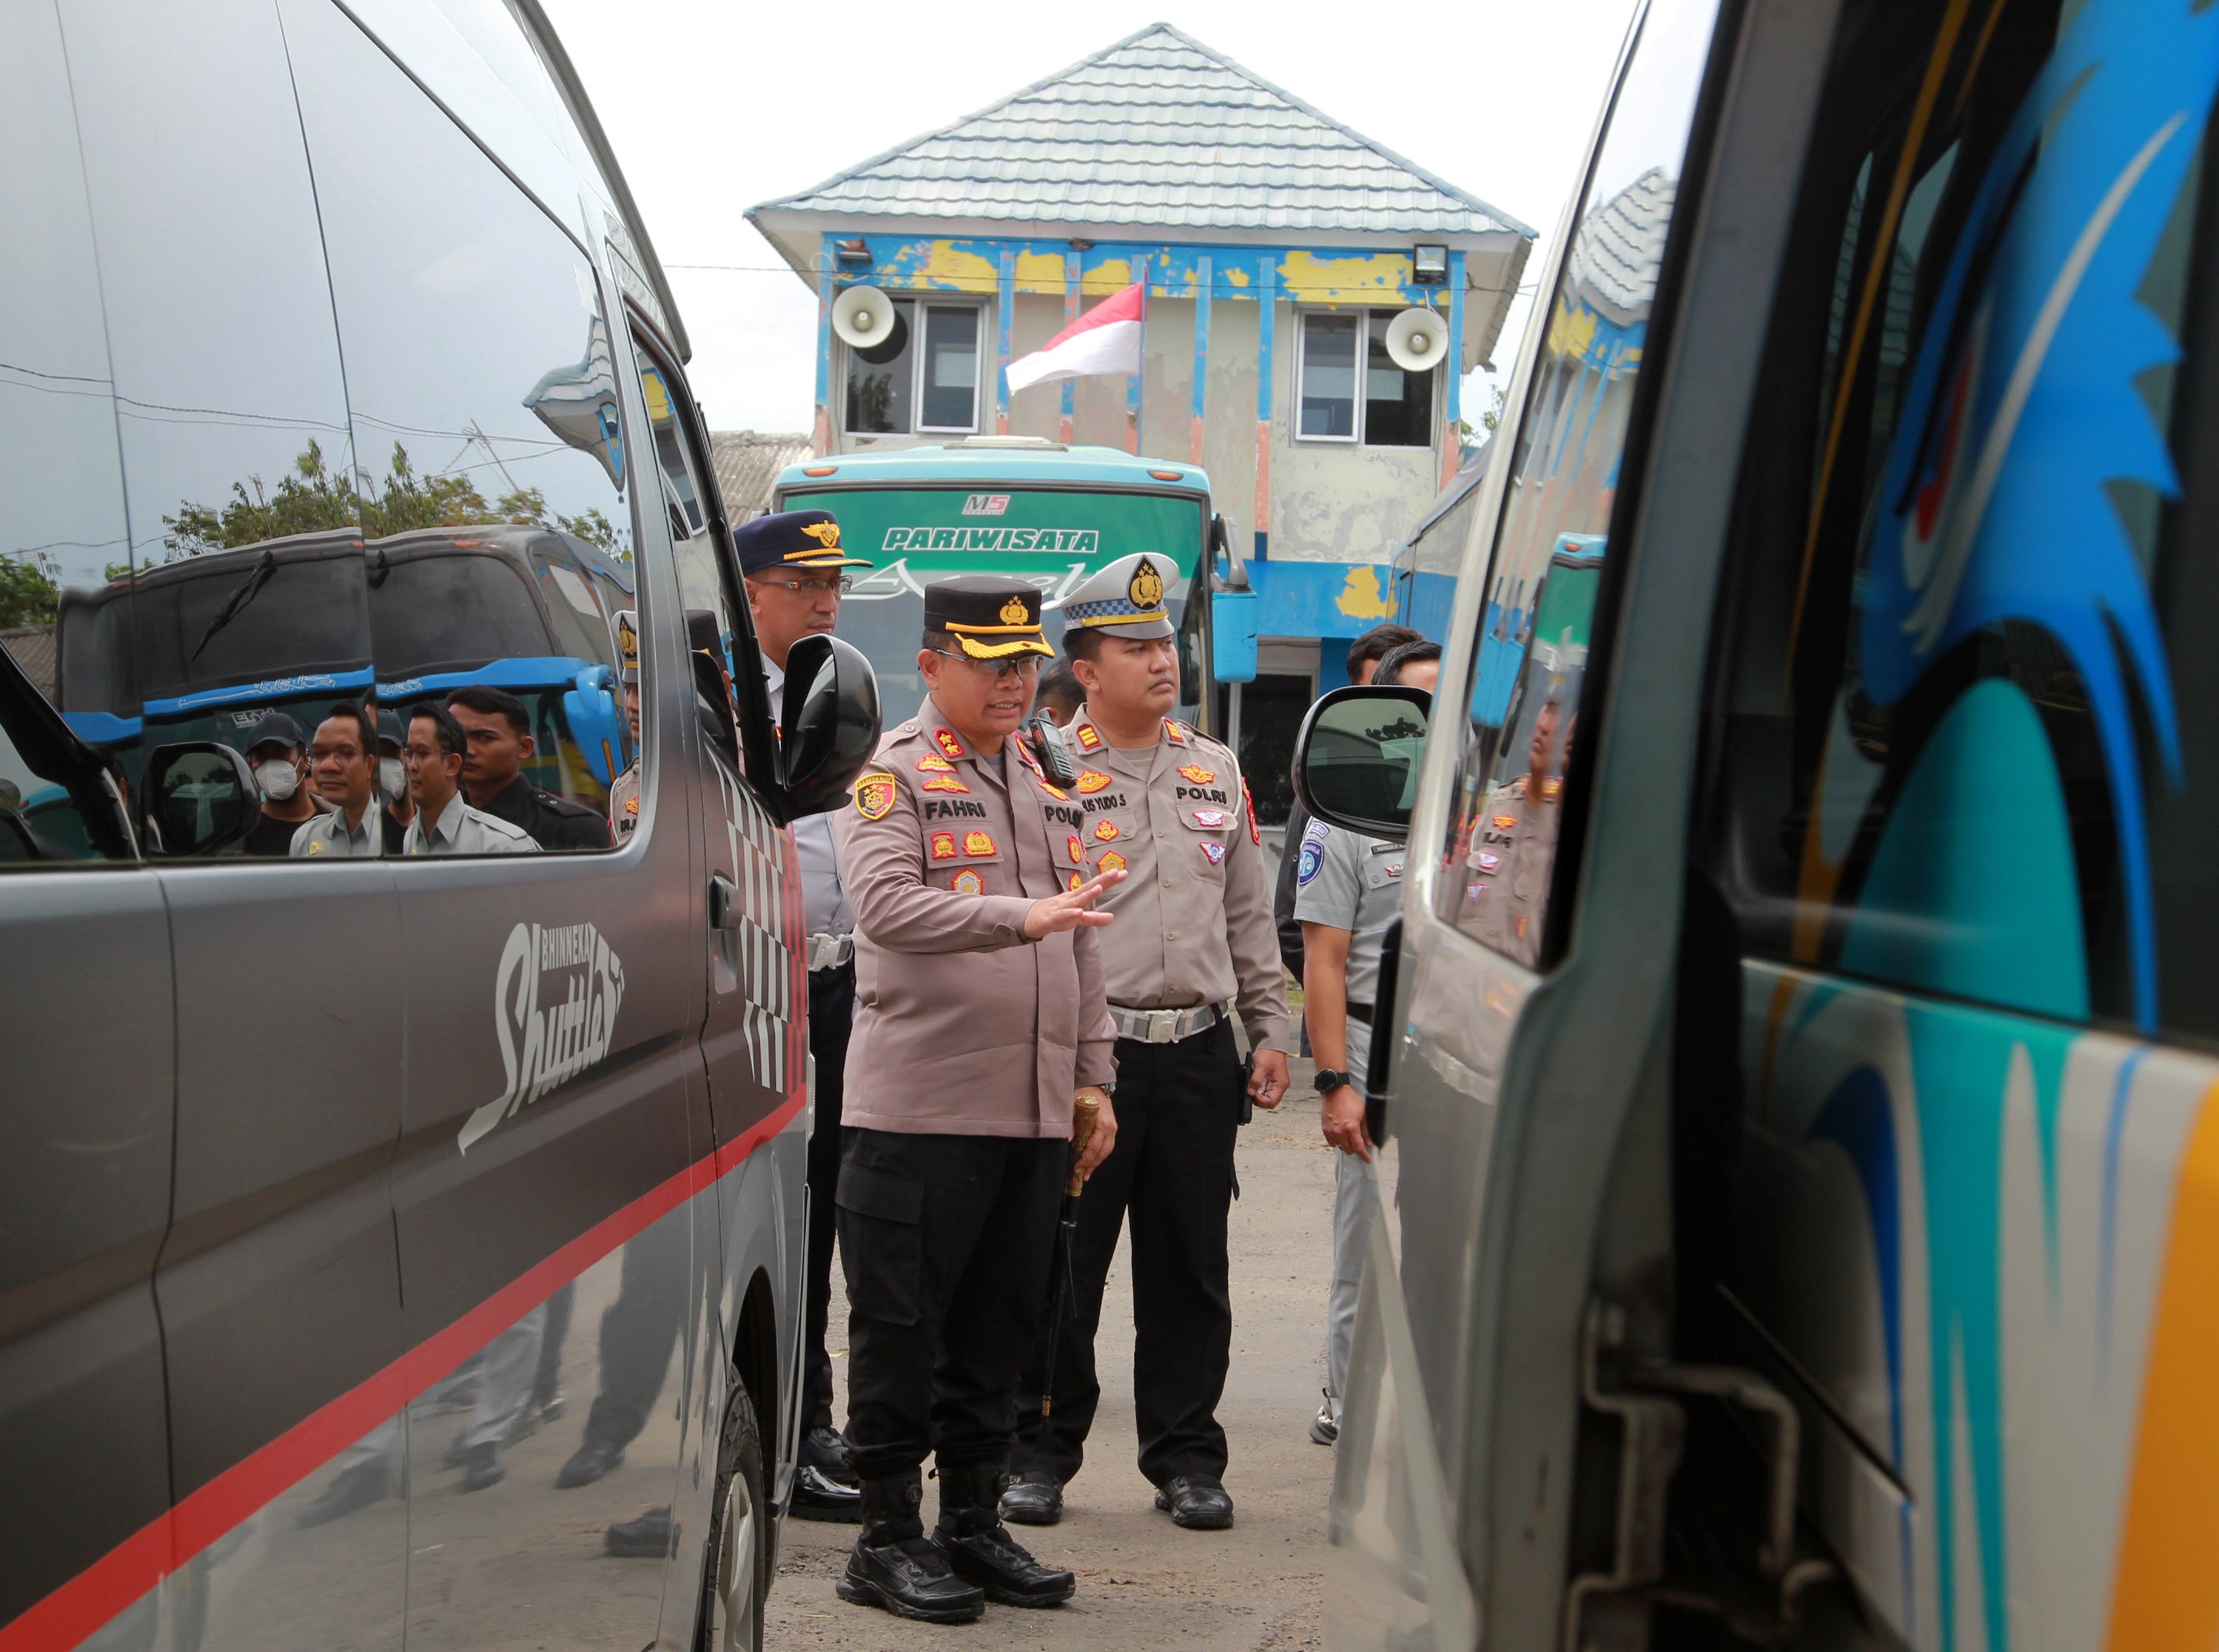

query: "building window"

left=844, top=300, right=983, bottom=435
left=1296, top=310, right=1438, bottom=448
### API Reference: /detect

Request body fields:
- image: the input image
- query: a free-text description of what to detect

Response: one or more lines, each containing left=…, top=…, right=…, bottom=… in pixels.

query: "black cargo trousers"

left=837, top=1125, right=1065, bottom=1480
left=803, top=960, right=856, bottom=1431
left=1010, top=1017, right=1242, bottom=1487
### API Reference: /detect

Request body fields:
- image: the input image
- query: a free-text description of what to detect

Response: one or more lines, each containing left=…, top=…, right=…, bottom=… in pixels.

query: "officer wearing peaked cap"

left=1004, top=552, right=1293, bottom=1534
left=829, top=575, right=1122, bottom=1623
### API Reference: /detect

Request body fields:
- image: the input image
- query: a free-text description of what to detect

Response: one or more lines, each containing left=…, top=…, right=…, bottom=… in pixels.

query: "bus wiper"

left=190, top=549, right=277, bottom=663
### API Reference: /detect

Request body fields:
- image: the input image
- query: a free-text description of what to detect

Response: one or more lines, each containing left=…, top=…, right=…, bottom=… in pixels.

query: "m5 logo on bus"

left=961, top=493, right=1010, bottom=515
left=459, top=921, right=627, bottom=1152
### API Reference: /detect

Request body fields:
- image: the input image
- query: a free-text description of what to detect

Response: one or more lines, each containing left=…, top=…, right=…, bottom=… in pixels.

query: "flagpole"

left=1127, top=262, right=1146, bottom=456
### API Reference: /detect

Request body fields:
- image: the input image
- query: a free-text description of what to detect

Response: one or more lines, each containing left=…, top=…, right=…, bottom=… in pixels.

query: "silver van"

left=1298, top=0, right=2219, bottom=1647
left=0, top=3, right=876, bottom=1647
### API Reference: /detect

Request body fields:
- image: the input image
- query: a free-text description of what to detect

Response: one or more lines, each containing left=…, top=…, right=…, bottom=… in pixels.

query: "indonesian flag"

left=1004, top=282, right=1145, bottom=393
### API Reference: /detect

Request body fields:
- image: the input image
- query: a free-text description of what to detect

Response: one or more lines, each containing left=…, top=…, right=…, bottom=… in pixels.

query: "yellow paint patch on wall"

left=1336, top=565, right=1398, bottom=621
left=1078, top=258, right=1135, bottom=297
left=1014, top=250, right=1067, bottom=294
left=1280, top=250, right=1411, bottom=305
left=2104, top=1076, right=2219, bottom=1652
left=894, top=240, right=999, bottom=294
left=1224, top=267, right=1251, bottom=287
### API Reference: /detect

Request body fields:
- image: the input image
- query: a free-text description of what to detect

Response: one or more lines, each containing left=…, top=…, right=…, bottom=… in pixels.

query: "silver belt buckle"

left=1147, top=1008, right=1181, bottom=1043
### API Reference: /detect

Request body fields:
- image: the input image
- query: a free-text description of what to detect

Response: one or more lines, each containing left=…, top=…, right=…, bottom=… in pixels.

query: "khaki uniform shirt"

left=608, top=764, right=640, bottom=844
left=834, top=697, right=1116, bottom=1140
left=1457, top=774, right=1562, bottom=968
left=402, top=797, right=540, bottom=855
left=1065, top=708, right=1292, bottom=1053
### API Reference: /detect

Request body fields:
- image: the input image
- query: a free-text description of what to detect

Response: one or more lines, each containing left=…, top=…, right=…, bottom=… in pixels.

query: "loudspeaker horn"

left=832, top=285, right=896, bottom=351
left=1384, top=306, right=1450, bottom=374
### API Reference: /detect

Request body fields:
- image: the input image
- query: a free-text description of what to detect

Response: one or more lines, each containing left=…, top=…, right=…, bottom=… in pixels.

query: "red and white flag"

left=1004, top=282, right=1144, bottom=393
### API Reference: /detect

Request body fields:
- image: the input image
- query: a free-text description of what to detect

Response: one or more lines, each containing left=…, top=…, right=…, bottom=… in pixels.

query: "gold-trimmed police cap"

left=924, top=576, right=1055, bottom=661
left=731, top=509, right=873, bottom=573
left=612, top=609, right=639, bottom=685
left=1045, top=552, right=1174, bottom=640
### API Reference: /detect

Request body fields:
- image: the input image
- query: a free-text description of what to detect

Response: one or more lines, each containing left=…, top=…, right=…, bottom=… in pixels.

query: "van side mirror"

left=1290, top=685, right=1431, bottom=844
left=773, top=633, right=882, bottom=824
left=143, top=741, right=256, bottom=856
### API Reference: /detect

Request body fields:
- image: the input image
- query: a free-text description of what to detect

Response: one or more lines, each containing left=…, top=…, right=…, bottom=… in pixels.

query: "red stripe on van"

left=0, top=1088, right=804, bottom=1652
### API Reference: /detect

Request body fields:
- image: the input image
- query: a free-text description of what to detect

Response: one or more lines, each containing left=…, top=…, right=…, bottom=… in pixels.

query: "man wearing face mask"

left=241, top=710, right=322, bottom=857
left=289, top=703, right=385, bottom=857
left=375, top=709, right=414, bottom=844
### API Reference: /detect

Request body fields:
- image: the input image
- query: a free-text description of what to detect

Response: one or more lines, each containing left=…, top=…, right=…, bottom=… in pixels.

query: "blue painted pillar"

left=1060, top=252, right=1081, bottom=443
left=813, top=241, right=834, bottom=456
left=994, top=247, right=1015, bottom=435
left=1189, top=254, right=1211, bottom=465
left=1442, top=249, right=1466, bottom=488
left=1253, top=259, right=1274, bottom=561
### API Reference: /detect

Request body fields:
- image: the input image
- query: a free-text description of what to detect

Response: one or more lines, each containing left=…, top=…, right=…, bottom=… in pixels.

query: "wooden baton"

left=1065, top=1093, right=1101, bottom=1196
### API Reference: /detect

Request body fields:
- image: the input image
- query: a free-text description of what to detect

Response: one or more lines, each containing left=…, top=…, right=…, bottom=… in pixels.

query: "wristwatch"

left=1313, top=1068, right=1351, bottom=1095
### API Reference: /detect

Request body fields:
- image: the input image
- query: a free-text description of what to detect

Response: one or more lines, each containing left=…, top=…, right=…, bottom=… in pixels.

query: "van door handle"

left=708, top=873, right=743, bottom=930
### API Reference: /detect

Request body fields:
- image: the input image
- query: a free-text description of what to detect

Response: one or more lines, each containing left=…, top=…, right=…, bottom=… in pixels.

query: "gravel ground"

left=768, top=1056, right=1388, bottom=1652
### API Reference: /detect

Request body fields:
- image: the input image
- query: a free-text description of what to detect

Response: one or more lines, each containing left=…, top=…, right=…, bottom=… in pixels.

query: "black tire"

left=694, top=1370, right=767, bottom=1652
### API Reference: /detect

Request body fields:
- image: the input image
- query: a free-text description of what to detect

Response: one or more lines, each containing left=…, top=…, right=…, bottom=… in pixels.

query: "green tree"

left=0, top=555, right=60, bottom=627
left=163, top=439, right=359, bottom=556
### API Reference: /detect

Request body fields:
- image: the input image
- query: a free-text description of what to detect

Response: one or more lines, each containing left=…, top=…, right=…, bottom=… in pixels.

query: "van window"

left=1700, top=0, right=2219, bottom=1038
left=286, top=0, right=632, bottom=855
left=1430, top=0, right=1720, bottom=966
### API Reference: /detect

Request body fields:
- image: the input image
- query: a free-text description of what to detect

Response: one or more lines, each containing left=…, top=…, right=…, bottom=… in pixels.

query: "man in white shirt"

left=400, top=703, right=539, bottom=856
left=738, top=508, right=873, bottom=1519
left=291, top=703, right=385, bottom=858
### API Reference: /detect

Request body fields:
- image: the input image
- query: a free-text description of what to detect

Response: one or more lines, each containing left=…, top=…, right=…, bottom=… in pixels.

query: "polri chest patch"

left=1200, top=841, right=1226, bottom=866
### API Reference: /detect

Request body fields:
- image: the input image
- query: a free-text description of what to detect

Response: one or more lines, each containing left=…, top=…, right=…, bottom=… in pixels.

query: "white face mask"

left=379, top=757, right=406, bottom=801
left=255, top=757, right=300, bottom=802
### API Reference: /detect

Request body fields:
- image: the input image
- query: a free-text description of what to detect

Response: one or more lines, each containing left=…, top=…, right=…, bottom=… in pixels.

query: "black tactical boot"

left=933, top=1461, right=1075, bottom=1607
left=837, top=1470, right=985, bottom=1623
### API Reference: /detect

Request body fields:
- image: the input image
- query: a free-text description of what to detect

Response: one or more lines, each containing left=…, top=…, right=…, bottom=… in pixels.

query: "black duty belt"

left=1345, top=1002, right=1375, bottom=1026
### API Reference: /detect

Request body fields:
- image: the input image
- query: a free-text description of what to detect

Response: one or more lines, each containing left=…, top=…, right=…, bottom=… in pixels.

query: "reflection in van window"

left=285, top=0, right=630, bottom=855
left=1434, top=0, right=1718, bottom=965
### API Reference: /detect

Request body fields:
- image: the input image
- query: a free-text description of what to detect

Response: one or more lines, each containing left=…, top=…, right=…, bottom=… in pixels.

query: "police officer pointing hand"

left=830, top=577, right=1121, bottom=1624
left=1004, top=552, right=1293, bottom=1534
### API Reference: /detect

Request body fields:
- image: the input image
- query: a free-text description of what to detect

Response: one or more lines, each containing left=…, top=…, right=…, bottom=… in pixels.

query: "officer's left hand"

left=1074, top=1086, right=1117, bottom=1180
left=1248, top=1049, right=1290, bottom=1110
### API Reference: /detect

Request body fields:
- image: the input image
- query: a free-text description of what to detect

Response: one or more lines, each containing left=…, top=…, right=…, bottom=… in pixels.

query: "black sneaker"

left=556, top=1439, right=624, bottom=1489
left=458, top=1442, right=505, bottom=1493
left=837, top=1536, right=986, bottom=1623
left=933, top=1523, right=1074, bottom=1607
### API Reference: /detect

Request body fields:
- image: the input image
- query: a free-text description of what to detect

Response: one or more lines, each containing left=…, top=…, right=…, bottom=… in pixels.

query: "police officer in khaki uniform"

left=607, top=609, right=641, bottom=844
left=831, top=577, right=1122, bottom=1624
left=1461, top=697, right=1568, bottom=968
left=1002, top=552, right=1291, bottom=1533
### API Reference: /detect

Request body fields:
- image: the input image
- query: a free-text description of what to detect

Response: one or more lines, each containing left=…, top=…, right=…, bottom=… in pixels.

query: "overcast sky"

left=539, top=0, right=1642, bottom=438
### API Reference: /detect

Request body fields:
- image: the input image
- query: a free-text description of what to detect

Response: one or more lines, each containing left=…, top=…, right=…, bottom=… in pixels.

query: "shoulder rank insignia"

left=1163, top=719, right=1188, bottom=745
left=963, top=830, right=997, bottom=857
left=853, top=771, right=898, bottom=820
left=1093, top=818, right=1119, bottom=842
left=1067, top=834, right=1085, bottom=865
left=1076, top=770, right=1112, bottom=794
left=1014, top=741, right=1041, bottom=773
left=1541, top=777, right=1563, bottom=800
left=1178, top=764, right=1217, bottom=784
left=930, top=831, right=958, bottom=860
left=624, top=795, right=640, bottom=816
left=953, top=869, right=984, bottom=895
left=923, top=776, right=972, bottom=794
left=1098, top=849, right=1127, bottom=875
left=1038, top=781, right=1070, bottom=800
left=933, top=727, right=967, bottom=761
left=1191, top=808, right=1229, bottom=828
left=1242, top=778, right=1259, bottom=846
left=916, top=754, right=955, bottom=772
left=1492, top=812, right=1518, bottom=831
left=1074, top=723, right=1102, bottom=751
left=1200, top=841, right=1226, bottom=866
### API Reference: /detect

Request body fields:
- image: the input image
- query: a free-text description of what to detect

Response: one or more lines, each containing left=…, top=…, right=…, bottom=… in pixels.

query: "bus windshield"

left=781, top=485, right=1205, bottom=727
